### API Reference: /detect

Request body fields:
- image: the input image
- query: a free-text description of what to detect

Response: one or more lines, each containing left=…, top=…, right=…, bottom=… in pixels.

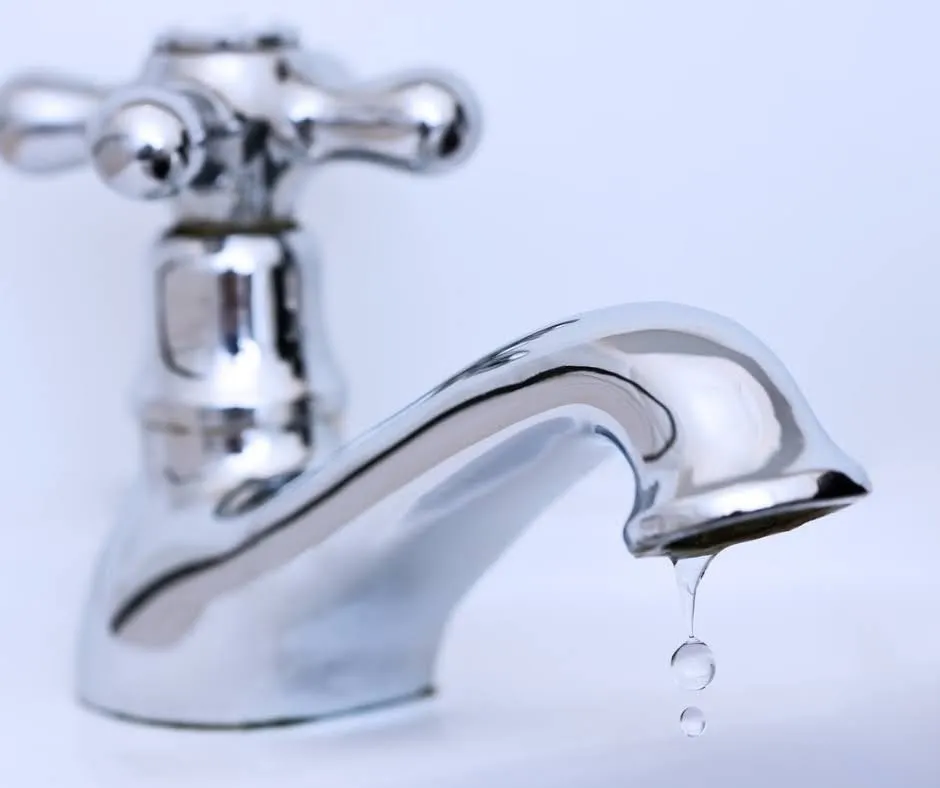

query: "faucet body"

left=0, top=28, right=870, bottom=730
left=78, top=302, right=869, bottom=728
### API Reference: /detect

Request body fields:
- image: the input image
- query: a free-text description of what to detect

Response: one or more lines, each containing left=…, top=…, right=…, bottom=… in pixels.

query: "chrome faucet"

left=0, top=26, right=870, bottom=730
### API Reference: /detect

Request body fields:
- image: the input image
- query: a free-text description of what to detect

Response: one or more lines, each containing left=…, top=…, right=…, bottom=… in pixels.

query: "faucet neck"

left=137, top=226, right=346, bottom=504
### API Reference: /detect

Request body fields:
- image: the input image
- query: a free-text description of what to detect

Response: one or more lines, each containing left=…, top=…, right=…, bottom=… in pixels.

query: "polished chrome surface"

left=1, top=26, right=870, bottom=733
left=76, top=302, right=870, bottom=728
left=0, top=25, right=481, bottom=222
left=139, top=229, right=346, bottom=508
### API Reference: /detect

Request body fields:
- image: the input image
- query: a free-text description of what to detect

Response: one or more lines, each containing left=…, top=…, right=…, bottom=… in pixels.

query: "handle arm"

left=282, top=64, right=481, bottom=174
left=0, top=72, right=103, bottom=173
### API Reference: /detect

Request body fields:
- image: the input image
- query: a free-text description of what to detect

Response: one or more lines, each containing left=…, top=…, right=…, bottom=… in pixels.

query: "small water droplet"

left=680, top=706, right=706, bottom=737
left=671, top=637, right=716, bottom=691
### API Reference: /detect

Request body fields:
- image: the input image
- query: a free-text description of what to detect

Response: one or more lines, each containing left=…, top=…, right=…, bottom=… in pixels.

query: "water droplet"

left=679, top=706, right=706, bottom=737
left=671, top=637, right=716, bottom=691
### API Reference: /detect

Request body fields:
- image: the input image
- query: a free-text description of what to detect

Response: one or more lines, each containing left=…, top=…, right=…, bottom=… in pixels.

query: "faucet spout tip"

left=626, top=466, right=872, bottom=560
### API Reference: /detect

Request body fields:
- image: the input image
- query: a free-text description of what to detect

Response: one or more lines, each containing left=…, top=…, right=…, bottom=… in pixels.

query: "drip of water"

left=670, top=554, right=718, bottom=737
left=672, top=554, right=715, bottom=637
left=670, top=638, right=715, bottom=691
left=679, top=706, right=706, bottom=737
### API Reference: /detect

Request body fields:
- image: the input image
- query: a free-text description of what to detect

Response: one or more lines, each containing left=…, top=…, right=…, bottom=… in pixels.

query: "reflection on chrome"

left=0, top=27, right=869, bottom=730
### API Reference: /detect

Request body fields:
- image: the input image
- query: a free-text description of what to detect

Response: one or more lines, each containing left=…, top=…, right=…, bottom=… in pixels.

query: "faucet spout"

left=77, top=302, right=870, bottom=728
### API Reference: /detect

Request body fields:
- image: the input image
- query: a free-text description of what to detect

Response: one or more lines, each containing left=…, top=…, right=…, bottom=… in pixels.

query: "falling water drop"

left=671, top=637, right=716, bottom=691
left=679, top=706, right=706, bottom=737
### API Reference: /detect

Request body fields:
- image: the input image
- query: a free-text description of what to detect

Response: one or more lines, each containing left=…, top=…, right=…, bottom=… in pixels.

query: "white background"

left=0, top=2, right=937, bottom=786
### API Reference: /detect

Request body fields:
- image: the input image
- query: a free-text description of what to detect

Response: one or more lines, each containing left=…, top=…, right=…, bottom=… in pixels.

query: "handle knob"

left=88, top=86, right=216, bottom=200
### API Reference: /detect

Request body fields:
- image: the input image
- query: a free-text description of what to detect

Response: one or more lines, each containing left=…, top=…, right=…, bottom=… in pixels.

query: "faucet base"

left=79, top=686, right=436, bottom=731
left=77, top=618, right=443, bottom=730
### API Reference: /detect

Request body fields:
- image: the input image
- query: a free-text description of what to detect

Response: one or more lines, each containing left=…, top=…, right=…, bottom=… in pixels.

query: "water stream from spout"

left=670, top=554, right=717, bottom=737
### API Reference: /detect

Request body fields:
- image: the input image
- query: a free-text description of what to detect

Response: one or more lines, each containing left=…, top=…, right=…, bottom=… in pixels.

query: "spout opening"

left=627, top=468, right=870, bottom=559
left=658, top=502, right=848, bottom=558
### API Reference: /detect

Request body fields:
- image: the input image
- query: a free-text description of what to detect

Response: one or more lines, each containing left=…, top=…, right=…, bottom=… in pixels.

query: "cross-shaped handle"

left=0, top=29, right=481, bottom=219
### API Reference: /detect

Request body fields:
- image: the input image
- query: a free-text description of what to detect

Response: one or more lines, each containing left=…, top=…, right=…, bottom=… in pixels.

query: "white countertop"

left=1, top=462, right=937, bottom=787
